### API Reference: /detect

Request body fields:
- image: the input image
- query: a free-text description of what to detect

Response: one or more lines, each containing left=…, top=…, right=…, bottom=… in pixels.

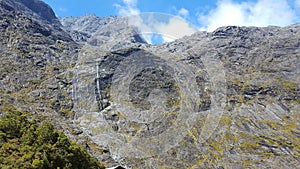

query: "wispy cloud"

left=58, top=7, right=68, bottom=12
left=198, top=0, right=298, bottom=32
left=177, top=8, right=189, bottom=18
left=115, top=0, right=140, bottom=16
left=296, top=0, right=300, bottom=7
left=115, top=0, right=299, bottom=43
left=116, top=1, right=197, bottom=44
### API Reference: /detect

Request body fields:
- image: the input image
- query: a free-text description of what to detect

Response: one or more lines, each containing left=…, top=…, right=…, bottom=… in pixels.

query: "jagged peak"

left=0, top=0, right=59, bottom=24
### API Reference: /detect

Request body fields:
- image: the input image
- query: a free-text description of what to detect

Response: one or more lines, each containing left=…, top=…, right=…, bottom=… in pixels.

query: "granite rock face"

left=0, top=0, right=299, bottom=168
left=73, top=24, right=300, bottom=168
left=61, top=15, right=147, bottom=47
left=0, top=0, right=82, bottom=156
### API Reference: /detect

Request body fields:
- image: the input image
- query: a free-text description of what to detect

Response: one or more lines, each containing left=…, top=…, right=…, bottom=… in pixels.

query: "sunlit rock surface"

left=0, top=0, right=299, bottom=168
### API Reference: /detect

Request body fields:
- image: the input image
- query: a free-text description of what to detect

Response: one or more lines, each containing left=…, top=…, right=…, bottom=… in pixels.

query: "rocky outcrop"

left=0, top=0, right=78, bottom=112
left=72, top=24, right=299, bottom=168
left=0, top=0, right=59, bottom=24
left=0, top=0, right=299, bottom=168
left=61, top=15, right=147, bottom=47
left=0, top=0, right=85, bottom=158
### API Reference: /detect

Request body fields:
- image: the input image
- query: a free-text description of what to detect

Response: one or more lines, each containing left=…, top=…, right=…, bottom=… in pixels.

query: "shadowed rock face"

left=1, top=0, right=59, bottom=24
left=18, top=0, right=57, bottom=23
left=0, top=0, right=300, bottom=168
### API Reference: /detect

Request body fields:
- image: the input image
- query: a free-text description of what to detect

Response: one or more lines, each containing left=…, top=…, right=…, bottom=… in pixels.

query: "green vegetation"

left=0, top=110, right=105, bottom=169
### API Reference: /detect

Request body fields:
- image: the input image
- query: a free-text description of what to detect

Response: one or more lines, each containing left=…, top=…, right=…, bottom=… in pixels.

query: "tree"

left=0, top=109, right=105, bottom=169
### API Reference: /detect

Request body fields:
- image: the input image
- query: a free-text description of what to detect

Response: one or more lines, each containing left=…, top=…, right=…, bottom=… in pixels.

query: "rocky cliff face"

left=0, top=0, right=83, bottom=113
left=0, top=0, right=299, bottom=168
left=72, top=24, right=300, bottom=168
left=0, top=0, right=80, bottom=150
left=60, top=15, right=146, bottom=47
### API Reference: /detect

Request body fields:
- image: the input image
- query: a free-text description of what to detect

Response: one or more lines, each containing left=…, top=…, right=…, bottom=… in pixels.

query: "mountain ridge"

left=0, top=0, right=299, bottom=168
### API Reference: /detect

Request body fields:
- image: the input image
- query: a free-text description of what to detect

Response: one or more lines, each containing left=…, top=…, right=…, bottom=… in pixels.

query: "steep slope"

left=61, top=15, right=147, bottom=47
left=0, top=0, right=59, bottom=24
left=74, top=25, right=300, bottom=168
left=0, top=0, right=111, bottom=167
left=0, top=0, right=84, bottom=133
left=0, top=0, right=77, bottom=106
left=0, top=0, right=137, bottom=167
left=0, top=0, right=299, bottom=168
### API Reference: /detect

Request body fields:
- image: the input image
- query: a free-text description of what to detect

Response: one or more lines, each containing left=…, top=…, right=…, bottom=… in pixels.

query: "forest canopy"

left=0, top=110, right=105, bottom=169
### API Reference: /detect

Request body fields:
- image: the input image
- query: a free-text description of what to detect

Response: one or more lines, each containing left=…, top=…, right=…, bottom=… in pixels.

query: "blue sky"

left=42, top=0, right=300, bottom=43
left=42, top=0, right=214, bottom=20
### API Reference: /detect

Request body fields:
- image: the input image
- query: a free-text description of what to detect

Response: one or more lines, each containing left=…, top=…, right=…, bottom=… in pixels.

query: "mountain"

left=0, top=0, right=299, bottom=168
left=60, top=15, right=147, bottom=46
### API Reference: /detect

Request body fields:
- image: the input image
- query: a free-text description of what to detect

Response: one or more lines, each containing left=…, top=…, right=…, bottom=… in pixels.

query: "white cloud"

left=116, top=2, right=197, bottom=44
left=127, top=14, right=156, bottom=43
left=115, top=0, right=140, bottom=16
left=161, top=36, right=174, bottom=43
left=140, top=34, right=153, bottom=44
left=155, top=17, right=197, bottom=41
left=178, top=8, right=189, bottom=18
left=199, top=0, right=298, bottom=32
left=123, top=0, right=137, bottom=6
left=296, top=0, right=300, bottom=7
left=127, top=13, right=197, bottom=44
